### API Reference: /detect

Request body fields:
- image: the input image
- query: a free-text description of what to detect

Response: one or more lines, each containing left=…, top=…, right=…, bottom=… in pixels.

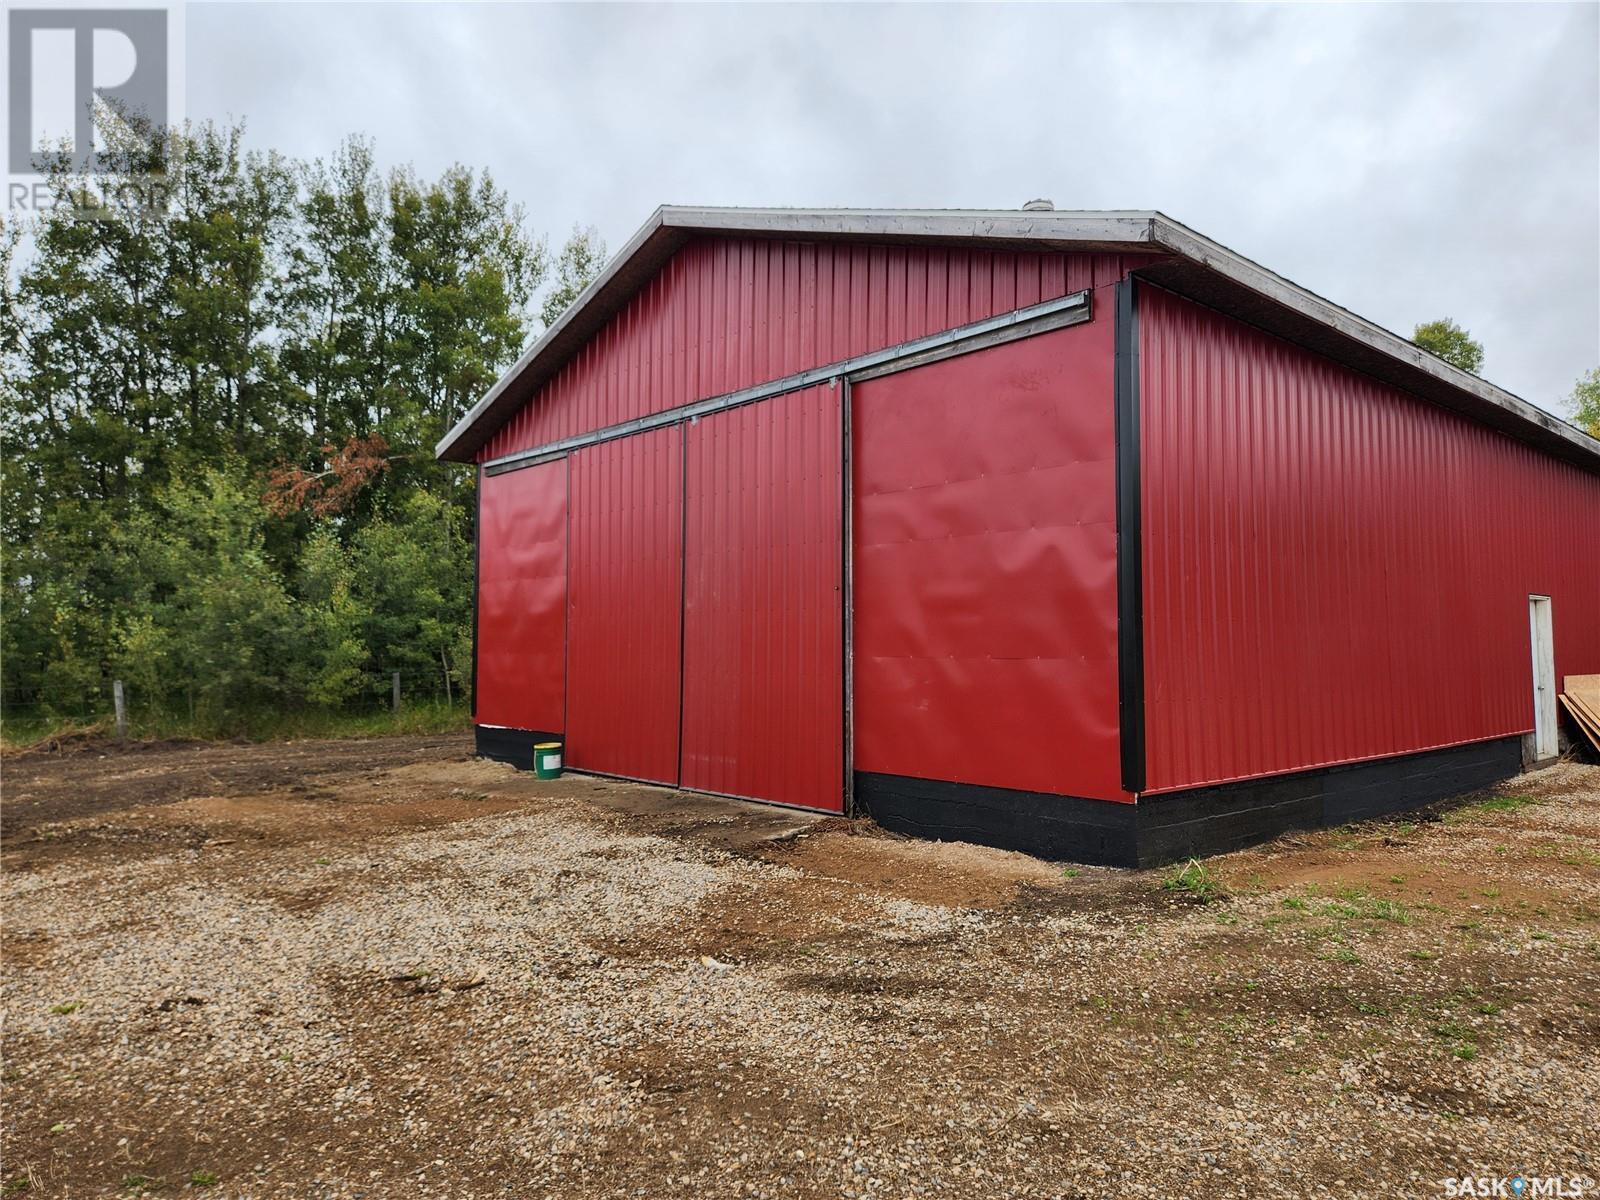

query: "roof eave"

left=434, top=207, right=1169, bottom=464
left=436, top=206, right=1600, bottom=471
left=1142, top=215, right=1600, bottom=467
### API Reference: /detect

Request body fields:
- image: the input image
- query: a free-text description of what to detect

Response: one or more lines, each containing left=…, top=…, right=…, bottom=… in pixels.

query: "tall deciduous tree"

left=1412, top=318, right=1485, bottom=375
left=540, top=225, right=607, bottom=329
left=1, top=118, right=548, bottom=727
left=1569, top=368, right=1600, bottom=439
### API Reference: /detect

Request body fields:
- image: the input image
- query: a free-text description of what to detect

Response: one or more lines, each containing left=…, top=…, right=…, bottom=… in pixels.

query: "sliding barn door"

left=680, top=386, right=845, bottom=812
left=851, top=324, right=1124, bottom=802
left=565, top=426, right=684, bottom=785
left=475, top=459, right=567, bottom=737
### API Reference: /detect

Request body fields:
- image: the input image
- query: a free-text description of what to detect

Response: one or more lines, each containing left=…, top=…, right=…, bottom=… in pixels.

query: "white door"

left=1528, top=596, right=1557, bottom=760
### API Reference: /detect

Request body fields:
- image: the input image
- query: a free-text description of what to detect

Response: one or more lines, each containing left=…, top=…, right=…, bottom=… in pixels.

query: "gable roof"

left=436, top=206, right=1600, bottom=472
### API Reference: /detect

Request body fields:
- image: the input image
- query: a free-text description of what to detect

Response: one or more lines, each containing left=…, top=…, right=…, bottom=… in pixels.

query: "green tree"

left=1569, top=368, right=1600, bottom=439
left=540, top=224, right=607, bottom=328
left=350, top=487, right=473, bottom=704
left=386, top=165, right=546, bottom=448
left=279, top=137, right=398, bottom=449
left=2, top=116, right=547, bottom=728
left=111, top=466, right=304, bottom=722
left=298, top=527, right=371, bottom=707
left=1412, top=318, right=1484, bottom=375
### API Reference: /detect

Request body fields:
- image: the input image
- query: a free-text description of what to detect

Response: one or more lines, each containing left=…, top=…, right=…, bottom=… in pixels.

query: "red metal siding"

left=565, top=426, right=683, bottom=785
left=681, top=386, right=844, bottom=811
left=475, top=461, right=567, bottom=733
left=1139, top=284, right=1600, bottom=794
left=853, top=320, right=1126, bottom=802
left=481, top=239, right=1149, bottom=461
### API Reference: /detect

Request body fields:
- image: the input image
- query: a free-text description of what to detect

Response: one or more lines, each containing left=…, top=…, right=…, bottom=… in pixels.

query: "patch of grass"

left=49, top=1001, right=82, bottom=1015
left=1328, top=825, right=1365, bottom=851
left=1322, top=887, right=1412, bottom=925
left=1406, top=949, right=1437, bottom=962
left=1061, top=867, right=1081, bottom=879
left=2, top=698, right=469, bottom=752
left=3, top=1179, right=31, bottom=1196
left=122, top=1176, right=164, bottom=1195
left=188, top=1172, right=217, bottom=1188
left=1161, top=859, right=1225, bottom=903
left=1445, top=793, right=1537, bottom=825
left=1429, top=1018, right=1481, bottom=1061
left=1476, top=794, right=1536, bottom=813
left=1320, top=945, right=1361, bottom=965
left=1284, top=885, right=1414, bottom=927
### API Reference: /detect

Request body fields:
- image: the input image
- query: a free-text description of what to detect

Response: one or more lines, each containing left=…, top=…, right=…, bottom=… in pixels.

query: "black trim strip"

left=841, top=378, right=855, bottom=817
left=471, top=466, right=482, bottom=721
left=563, top=454, right=572, bottom=757
left=1114, top=278, right=1146, bottom=794
left=676, top=422, right=688, bottom=787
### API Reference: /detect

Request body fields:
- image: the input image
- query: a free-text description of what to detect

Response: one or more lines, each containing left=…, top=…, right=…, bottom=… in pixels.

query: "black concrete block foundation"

left=473, top=725, right=560, bottom=772
left=859, top=736, right=1523, bottom=868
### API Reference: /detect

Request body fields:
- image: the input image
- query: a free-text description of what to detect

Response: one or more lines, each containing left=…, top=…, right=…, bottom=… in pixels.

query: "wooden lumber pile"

left=1560, top=675, right=1600, bottom=755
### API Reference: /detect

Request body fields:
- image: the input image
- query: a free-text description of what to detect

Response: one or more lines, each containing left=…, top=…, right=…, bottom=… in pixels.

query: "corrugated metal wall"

left=681, top=385, right=844, bottom=811
left=566, top=426, right=684, bottom=785
left=1139, top=284, right=1600, bottom=794
left=480, top=238, right=1147, bottom=461
left=475, top=460, right=567, bottom=734
left=853, top=321, right=1126, bottom=802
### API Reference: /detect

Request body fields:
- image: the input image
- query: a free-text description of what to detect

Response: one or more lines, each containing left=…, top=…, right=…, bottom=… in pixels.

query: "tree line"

left=0, top=120, right=604, bottom=732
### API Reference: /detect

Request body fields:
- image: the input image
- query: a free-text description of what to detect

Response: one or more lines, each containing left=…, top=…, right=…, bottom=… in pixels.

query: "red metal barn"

left=439, top=207, right=1600, bottom=866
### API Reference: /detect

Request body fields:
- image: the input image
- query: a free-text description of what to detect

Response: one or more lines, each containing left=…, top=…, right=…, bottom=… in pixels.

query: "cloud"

left=186, top=1, right=1599, bottom=413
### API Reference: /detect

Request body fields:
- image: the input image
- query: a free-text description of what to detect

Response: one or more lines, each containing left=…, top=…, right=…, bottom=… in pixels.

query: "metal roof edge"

left=436, top=205, right=1600, bottom=469
left=1144, top=215, right=1600, bottom=466
left=434, top=207, right=1168, bottom=462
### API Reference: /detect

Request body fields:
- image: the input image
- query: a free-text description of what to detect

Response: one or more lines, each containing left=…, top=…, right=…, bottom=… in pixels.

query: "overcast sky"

left=184, top=1, right=1599, bottom=416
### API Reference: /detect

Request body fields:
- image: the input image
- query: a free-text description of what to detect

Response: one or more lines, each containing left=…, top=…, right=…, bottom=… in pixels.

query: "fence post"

left=113, top=680, right=127, bottom=741
left=392, top=671, right=401, bottom=714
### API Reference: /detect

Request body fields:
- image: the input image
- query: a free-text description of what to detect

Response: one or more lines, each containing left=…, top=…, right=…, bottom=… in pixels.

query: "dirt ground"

left=2, top=734, right=1597, bottom=1199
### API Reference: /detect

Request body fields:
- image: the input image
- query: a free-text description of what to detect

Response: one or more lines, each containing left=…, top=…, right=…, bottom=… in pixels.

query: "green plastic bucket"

left=534, top=741, right=563, bottom=780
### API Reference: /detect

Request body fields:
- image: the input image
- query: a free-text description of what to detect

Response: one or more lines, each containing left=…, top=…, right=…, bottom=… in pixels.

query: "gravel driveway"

left=3, top=735, right=1597, bottom=1198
